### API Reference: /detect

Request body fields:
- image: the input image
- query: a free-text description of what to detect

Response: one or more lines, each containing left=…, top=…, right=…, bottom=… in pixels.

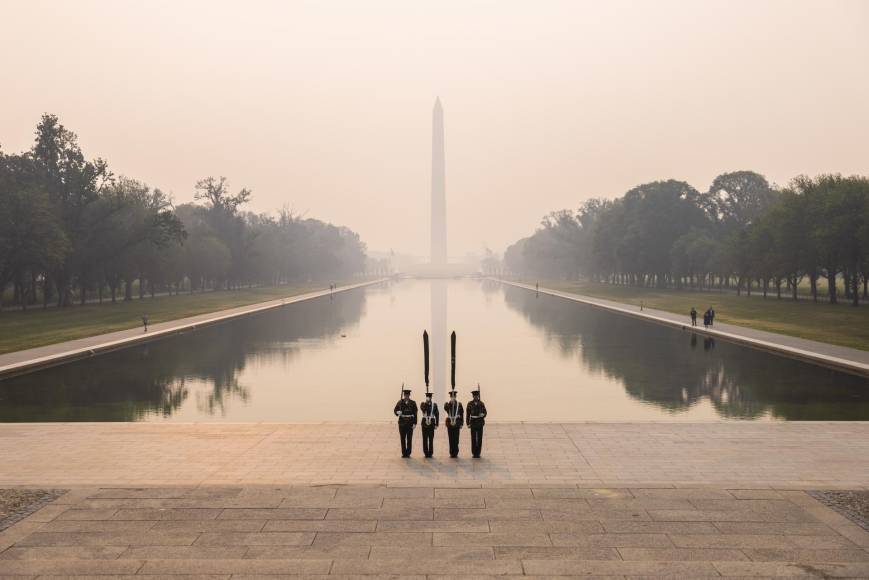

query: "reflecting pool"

left=1, top=279, right=867, bottom=421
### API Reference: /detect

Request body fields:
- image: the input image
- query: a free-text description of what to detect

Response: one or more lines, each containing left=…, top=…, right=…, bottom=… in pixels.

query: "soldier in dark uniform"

left=393, top=388, right=417, bottom=458
left=443, top=389, right=464, bottom=458
left=420, top=391, right=439, bottom=458
left=466, top=389, right=487, bottom=459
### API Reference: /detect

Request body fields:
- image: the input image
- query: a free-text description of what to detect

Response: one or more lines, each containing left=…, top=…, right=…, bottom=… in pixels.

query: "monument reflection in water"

left=1, top=279, right=868, bottom=422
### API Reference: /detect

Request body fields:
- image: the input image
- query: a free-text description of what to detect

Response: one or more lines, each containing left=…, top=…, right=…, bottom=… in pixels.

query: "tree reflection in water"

left=0, top=291, right=366, bottom=421
left=501, top=285, right=869, bottom=420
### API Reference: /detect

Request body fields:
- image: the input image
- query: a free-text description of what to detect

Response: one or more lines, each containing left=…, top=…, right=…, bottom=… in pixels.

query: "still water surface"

left=1, top=279, right=868, bottom=422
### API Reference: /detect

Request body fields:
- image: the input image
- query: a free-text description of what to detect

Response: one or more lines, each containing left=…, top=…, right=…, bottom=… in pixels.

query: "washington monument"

left=430, top=98, right=446, bottom=265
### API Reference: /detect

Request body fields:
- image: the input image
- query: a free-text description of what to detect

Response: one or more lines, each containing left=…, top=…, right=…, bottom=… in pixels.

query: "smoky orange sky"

left=1, top=0, right=867, bottom=258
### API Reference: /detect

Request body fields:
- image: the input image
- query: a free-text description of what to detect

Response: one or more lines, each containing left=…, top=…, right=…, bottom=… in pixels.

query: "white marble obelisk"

left=430, top=98, right=447, bottom=265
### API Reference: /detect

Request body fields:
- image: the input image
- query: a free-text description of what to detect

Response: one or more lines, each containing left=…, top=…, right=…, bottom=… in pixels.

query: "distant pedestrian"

left=640, top=301, right=644, bottom=311
left=703, top=311, right=710, bottom=328
left=142, top=314, right=149, bottom=333
left=709, top=307, right=715, bottom=327
left=690, top=307, right=697, bottom=327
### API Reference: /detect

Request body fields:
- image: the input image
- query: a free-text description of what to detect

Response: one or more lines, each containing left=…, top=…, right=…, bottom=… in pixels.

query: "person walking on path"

left=142, top=314, right=149, bottom=333
left=420, top=391, right=439, bottom=458
left=466, top=389, right=487, bottom=459
left=709, top=307, right=716, bottom=327
left=690, top=307, right=697, bottom=327
left=444, top=389, right=464, bottom=458
left=703, top=309, right=710, bottom=328
left=393, top=389, right=417, bottom=458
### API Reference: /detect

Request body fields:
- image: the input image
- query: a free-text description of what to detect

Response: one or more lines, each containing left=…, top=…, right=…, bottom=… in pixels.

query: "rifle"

left=445, top=331, right=458, bottom=428
left=423, top=330, right=434, bottom=427
left=450, top=331, right=456, bottom=390
left=423, top=330, right=430, bottom=389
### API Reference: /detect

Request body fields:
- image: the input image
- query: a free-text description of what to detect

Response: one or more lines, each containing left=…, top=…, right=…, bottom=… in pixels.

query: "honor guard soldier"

left=394, top=389, right=418, bottom=458
left=444, top=390, right=464, bottom=458
left=466, top=389, right=487, bottom=458
left=420, top=391, right=439, bottom=458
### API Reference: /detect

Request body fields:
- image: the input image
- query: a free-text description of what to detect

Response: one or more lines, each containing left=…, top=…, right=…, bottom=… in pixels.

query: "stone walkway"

left=498, top=280, right=869, bottom=377
left=0, top=484, right=867, bottom=578
left=2, top=422, right=868, bottom=488
left=0, top=280, right=385, bottom=378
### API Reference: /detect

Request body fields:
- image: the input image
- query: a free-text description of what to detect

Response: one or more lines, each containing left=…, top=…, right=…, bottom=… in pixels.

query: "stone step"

left=2, top=556, right=869, bottom=578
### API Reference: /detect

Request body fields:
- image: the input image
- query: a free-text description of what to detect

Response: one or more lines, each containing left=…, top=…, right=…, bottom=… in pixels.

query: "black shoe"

left=425, top=454, right=432, bottom=458
left=402, top=453, right=409, bottom=458
left=473, top=455, right=480, bottom=459
left=450, top=454, right=457, bottom=458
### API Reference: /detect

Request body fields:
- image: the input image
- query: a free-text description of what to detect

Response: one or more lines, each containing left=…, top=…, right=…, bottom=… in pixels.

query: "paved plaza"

left=2, top=422, right=868, bottom=487
left=3, top=412, right=869, bottom=580
left=0, top=483, right=868, bottom=578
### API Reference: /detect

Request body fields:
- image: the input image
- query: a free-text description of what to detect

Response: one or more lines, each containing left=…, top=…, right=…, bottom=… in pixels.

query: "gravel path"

left=0, top=488, right=66, bottom=531
left=811, top=490, right=869, bottom=531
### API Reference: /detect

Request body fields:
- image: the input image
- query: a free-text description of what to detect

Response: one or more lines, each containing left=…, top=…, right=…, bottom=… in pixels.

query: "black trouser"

left=421, top=426, right=435, bottom=457
left=399, top=425, right=414, bottom=456
left=470, top=426, right=484, bottom=457
left=447, top=426, right=461, bottom=457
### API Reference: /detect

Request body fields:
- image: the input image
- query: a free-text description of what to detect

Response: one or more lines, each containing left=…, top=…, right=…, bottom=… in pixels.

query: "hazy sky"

left=1, top=0, right=867, bottom=257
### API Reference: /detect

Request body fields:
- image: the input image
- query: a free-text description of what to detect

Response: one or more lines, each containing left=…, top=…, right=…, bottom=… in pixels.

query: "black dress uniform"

left=466, top=390, right=487, bottom=458
left=394, top=389, right=418, bottom=457
left=443, top=390, right=464, bottom=458
left=420, top=392, right=439, bottom=458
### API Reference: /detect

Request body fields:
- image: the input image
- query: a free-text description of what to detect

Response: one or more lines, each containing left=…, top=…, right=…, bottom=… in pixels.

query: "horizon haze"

left=1, top=0, right=867, bottom=257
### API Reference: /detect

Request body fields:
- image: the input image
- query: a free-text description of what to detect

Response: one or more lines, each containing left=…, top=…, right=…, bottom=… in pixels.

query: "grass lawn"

left=0, top=283, right=329, bottom=355
left=538, top=279, right=869, bottom=352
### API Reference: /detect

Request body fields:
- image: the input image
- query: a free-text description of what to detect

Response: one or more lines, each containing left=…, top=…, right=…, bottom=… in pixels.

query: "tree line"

left=504, top=171, right=869, bottom=306
left=0, top=114, right=367, bottom=310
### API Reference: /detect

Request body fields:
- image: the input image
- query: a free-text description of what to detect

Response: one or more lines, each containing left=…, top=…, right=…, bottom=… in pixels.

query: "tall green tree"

left=0, top=151, right=68, bottom=310
left=31, top=114, right=111, bottom=305
left=703, top=170, right=778, bottom=230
